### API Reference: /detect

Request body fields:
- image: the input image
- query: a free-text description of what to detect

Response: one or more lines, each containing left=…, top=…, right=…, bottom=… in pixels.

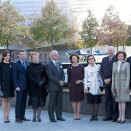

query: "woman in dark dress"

left=0, top=51, right=14, bottom=123
left=27, top=52, right=48, bottom=122
left=67, top=54, right=84, bottom=120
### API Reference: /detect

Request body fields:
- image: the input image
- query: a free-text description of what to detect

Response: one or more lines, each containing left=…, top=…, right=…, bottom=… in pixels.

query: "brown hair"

left=19, top=50, right=25, bottom=55
left=1, top=50, right=11, bottom=62
left=30, top=52, right=39, bottom=59
left=115, top=51, right=127, bottom=61
left=86, top=55, right=96, bottom=64
left=69, top=53, right=79, bottom=63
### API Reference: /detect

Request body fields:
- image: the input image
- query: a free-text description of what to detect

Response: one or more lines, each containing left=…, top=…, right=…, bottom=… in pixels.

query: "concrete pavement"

left=0, top=107, right=131, bottom=131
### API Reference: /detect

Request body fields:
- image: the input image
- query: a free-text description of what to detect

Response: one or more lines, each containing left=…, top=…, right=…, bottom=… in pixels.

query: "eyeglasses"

left=88, top=58, right=95, bottom=60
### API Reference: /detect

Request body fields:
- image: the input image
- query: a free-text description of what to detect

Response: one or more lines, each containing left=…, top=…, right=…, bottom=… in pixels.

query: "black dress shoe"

left=102, top=117, right=112, bottom=121
left=22, top=117, right=31, bottom=121
left=15, top=119, right=23, bottom=123
left=32, top=118, right=36, bottom=122
left=38, top=118, right=42, bottom=122
left=90, top=116, right=94, bottom=121
left=116, top=120, right=120, bottom=123
left=120, top=120, right=125, bottom=124
left=112, top=119, right=117, bottom=122
left=4, top=121, right=9, bottom=123
left=94, top=115, right=98, bottom=121
left=50, top=119, right=57, bottom=122
left=57, top=118, right=65, bottom=121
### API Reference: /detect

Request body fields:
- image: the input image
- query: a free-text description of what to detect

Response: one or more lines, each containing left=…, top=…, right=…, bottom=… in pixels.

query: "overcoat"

left=112, top=61, right=130, bottom=102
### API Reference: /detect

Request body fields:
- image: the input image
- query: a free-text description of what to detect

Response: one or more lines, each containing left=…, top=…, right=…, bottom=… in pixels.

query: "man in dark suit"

left=46, top=50, right=65, bottom=122
left=127, top=56, right=131, bottom=89
left=13, top=50, right=30, bottom=123
left=100, top=46, right=118, bottom=122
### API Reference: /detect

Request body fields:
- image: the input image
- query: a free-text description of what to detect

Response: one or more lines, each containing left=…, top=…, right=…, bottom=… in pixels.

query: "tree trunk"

left=117, top=44, right=118, bottom=52
left=123, top=44, right=125, bottom=51
left=91, top=46, right=92, bottom=54
left=50, top=34, right=54, bottom=51
left=6, top=40, right=9, bottom=49
left=51, top=42, right=54, bottom=51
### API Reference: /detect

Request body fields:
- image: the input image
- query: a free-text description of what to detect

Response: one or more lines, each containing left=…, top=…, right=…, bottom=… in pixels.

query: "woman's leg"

left=2, top=98, right=7, bottom=122
left=121, top=102, right=126, bottom=121
left=76, top=102, right=81, bottom=119
left=90, top=104, right=94, bottom=120
left=94, top=104, right=99, bottom=120
left=37, top=107, right=42, bottom=120
left=33, top=109, right=36, bottom=120
left=72, top=102, right=77, bottom=119
left=118, top=102, right=122, bottom=121
left=7, top=98, right=11, bottom=121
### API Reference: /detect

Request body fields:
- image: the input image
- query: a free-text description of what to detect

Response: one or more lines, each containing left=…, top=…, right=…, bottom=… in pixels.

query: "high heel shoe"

left=120, top=120, right=125, bottom=124
left=37, top=117, right=42, bottom=122
left=4, top=121, right=9, bottom=123
left=116, top=119, right=120, bottom=123
left=32, top=117, right=36, bottom=122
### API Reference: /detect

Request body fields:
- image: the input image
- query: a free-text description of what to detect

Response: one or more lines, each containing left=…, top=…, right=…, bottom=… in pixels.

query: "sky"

left=1, top=0, right=131, bottom=24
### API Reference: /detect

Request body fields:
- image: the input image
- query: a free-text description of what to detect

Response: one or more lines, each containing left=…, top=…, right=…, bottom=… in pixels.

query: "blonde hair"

left=30, top=52, right=39, bottom=59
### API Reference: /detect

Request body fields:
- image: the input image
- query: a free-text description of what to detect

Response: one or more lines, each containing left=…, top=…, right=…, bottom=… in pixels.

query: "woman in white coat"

left=84, top=55, right=103, bottom=121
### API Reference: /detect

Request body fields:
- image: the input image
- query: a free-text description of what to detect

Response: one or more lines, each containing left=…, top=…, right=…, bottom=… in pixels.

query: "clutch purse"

left=99, top=86, right=104, bottom=92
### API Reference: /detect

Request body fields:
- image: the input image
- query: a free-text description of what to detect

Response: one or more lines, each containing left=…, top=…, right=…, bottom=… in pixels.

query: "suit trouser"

left=105, top=87, right=119, bottom=119
left=15, top=90, right=27, bottom=119
left=48, top=91, right=63, bottom=120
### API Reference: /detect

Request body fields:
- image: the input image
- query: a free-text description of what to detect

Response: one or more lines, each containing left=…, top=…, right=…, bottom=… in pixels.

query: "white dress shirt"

left=117, top=61, right=122, bottom=73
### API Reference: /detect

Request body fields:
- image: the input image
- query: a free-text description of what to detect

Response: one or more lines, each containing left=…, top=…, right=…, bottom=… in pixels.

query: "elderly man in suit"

left=100, top=46, right=118, bottom=122
left=46, top=50, right=65, bottom=122
left=13, top=50, right=30, bottom=123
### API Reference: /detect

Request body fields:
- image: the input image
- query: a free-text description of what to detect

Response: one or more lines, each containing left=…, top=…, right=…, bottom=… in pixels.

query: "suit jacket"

left=13, top=60, right=28, bottom=90
left=46, top=60, right=65, bottom=91
left=100, top=55, right=116, bottom=87
left=127, top=56, right=131, bottom=88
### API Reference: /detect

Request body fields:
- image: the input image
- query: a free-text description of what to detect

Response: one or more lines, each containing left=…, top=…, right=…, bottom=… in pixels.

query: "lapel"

left=50, top=60, right=60, bottom=74
left=17, top=60, right=26, bottom=72
left=107, top=55, right=115, bottom=64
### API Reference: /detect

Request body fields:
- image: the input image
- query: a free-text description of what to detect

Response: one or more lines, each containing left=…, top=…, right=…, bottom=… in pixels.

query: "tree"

left=80, top=10, right=98, bottom=54
left=126, top=25, right=131, bottom=46
left=30, top=0, right=77, bottom=50
left=95, top=6, right=128, bottom=51
left=0, top=0, right=26, bottom=49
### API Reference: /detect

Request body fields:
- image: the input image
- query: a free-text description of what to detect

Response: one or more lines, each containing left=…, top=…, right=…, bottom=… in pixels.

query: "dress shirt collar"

left=109, top=55, right=114, bottom=60
left=51, top=59, right=57, bottom=65
left=19, top=59, right=26, bottom=64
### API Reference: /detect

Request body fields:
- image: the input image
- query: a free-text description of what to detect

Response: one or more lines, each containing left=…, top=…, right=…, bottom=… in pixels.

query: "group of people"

left=0, top=46, right=131, bottom=124
left=0, top=50, right=65, bottom=123
left=67, top=46, right=131, bottom=124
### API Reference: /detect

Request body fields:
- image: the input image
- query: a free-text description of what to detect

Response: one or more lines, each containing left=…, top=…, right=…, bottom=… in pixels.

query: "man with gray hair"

left=100, top=46, right=118, bottom=122
left=46, top=50, right=65, bottom=122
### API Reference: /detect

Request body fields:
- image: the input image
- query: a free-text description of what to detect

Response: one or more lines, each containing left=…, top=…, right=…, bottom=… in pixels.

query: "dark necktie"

left=22, top=62, right=26, bottom=70
left=55, top=61, right=59, bottom=71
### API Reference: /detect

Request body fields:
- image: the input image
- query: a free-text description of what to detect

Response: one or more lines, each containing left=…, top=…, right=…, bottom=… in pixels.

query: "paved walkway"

left=0, top=107, right=131, bottom=131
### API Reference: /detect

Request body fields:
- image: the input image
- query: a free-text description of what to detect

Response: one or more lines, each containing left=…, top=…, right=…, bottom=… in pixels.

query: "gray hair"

left=107, top=46, right=115, bottom=51
left=50, top=50, right=58, bottom=58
